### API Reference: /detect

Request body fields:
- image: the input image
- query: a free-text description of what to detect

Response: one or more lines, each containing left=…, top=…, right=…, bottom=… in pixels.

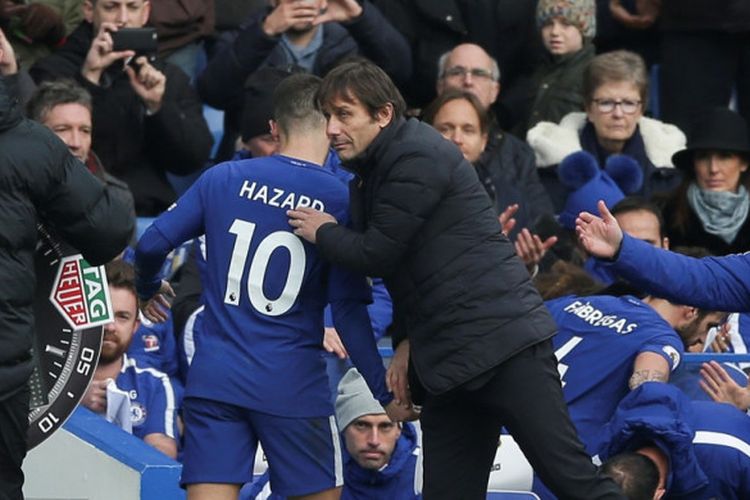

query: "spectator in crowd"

left=436, top=43, right=501, bottom=113
left=528, top=50, right=685, bottom=212
left=288, top=59, right=623, bottom=500
left=594, top=0, right=660, bottom=67
left=422, top=89, right=538, bottom=234
left=658, top=0, right=750, bottom=134
left=0, top=0, right=68, bottom=69
left=136, top=73, right=412, bottom=499
left=30, top=0, right=213, bottom=216
left=517, top=0, right=597, bottom=136
left=373, top=0, right=544, bottom=130
left=433, top=44, right=555, bottom=229
left=26, top=79, right=137, bottom=242
left=600, top=382, right=750, bottom=499
left=235, top=66, right=289, bottom=159
left=0, top=35, right=132, bottom=498
left=661, top=107, right=750, bottom=256
left=576, top=199, right=750, bottom=313
left=245, top=367, right=423, bottom=500
left=81, top=260, right=179, bottom=459
left=335, top=368, right=422, bottom=499
left=197, top=0, right=411, bottom=162
left=149, top=0, right=214, bottom=79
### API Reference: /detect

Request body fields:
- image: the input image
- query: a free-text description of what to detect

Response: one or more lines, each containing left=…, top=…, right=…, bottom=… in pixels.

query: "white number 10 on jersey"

left=224, top=219, right=306, bottom=316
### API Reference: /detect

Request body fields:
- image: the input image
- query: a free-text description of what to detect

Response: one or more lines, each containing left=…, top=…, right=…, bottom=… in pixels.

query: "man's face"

left=42, top=103, right=93, bottom=163
left=84, top=0, right=150, bottom=31
left=99, top=286, right=140, bottom=364
left=585, top=80, right=643, bottom=147
left=431, top=97, right=488, bottom=163
left=436, top=44, right=500, bottom=109
left=676, top=311, right=727, bottom=349
left=615, top=210, right=667, bottom=249
left=344, top=414, right=401, bottom=470
left=324, top=93, right=390, bottom=162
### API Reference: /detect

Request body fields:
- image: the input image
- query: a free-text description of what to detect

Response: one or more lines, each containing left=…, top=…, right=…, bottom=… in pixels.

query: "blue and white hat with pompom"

left=557, top=151, right=643, bottom=229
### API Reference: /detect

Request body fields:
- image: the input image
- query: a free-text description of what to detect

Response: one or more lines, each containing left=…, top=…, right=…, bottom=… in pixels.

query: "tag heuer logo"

left=50, top=255, right=113, bottom=329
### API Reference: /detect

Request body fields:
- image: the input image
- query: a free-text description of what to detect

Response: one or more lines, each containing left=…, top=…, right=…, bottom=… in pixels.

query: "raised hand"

left=81, top=22, right=134, bottom=84
left=262, top=0, right=321, bottom=36
left=514, top=228, right=558, bottom=269
left=498, top=204, right=518, bottom=237
left=314, top=0, right=363, bottom=24
left=576, top=200, right=623, bottom=259
left=125, top=57, right=166, bottom=114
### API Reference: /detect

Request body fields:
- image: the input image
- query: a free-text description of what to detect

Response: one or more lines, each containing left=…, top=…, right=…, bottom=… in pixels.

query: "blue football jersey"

left=147, top=155, right=371, bottom=417
left=115, top=355, right=179, bottom=441
left=546, top=294, right=684, bottom=454
left=692, top=401, right=750, bottom=500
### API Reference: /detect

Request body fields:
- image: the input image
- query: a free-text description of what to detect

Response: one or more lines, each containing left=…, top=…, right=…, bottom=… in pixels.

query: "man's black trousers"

left=419, top=339, right=624, bottom=500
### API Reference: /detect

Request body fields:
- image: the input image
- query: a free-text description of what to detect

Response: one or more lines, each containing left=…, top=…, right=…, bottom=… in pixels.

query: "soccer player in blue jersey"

left=546, top=293, right=726, bottom=457
left=135, top=73, right=413, bottom=500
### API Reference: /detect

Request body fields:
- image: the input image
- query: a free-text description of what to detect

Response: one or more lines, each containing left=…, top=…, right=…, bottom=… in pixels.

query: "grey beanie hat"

left=335, top=368, right=386, bottom=431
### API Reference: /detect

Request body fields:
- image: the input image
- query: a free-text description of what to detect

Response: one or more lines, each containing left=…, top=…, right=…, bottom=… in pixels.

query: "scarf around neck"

left=687, top=182, right=750, bottom=244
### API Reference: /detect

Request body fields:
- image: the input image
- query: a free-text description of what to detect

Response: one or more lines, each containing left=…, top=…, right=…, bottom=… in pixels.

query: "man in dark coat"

left=197, top=0, right=412, bottom=161
left=288, top=59, right=624, bottom=500
left=374, top=0, right=543, bottom=130
left=0, top=46, right=133, bottom=499
left=30, top=0, right=213, bottom=216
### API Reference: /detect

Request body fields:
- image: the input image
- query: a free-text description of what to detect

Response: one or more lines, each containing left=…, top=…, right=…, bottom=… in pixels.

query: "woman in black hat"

left=661, top=107, right=750, bottom=255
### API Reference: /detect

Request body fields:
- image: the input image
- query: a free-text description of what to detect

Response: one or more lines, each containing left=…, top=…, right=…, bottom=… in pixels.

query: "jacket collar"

left=343, top=116, right=406, bottom=179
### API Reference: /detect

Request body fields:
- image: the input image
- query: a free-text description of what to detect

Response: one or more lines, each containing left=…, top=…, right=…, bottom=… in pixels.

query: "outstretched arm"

left=577, top=201, right=750, bottom=312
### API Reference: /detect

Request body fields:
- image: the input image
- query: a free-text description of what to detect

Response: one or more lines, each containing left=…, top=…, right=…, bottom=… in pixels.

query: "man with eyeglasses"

left=434, top=43, right=555, bottom=235
left=527, top=50, right=685, bottom=213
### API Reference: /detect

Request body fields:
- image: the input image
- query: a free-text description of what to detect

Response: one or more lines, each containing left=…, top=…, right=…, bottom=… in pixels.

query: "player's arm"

left=330, top=297, right=391, bottom=407
left=629, top=351, right=670, bottom=390
left=579, top=201, right=750, bottom=312
left=144, top=432, right=177, bottom=459
left=135, top=177, right=206, bottom=300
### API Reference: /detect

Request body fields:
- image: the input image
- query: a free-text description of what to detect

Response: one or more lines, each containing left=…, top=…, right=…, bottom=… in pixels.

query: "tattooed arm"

left=628, top=352, right=670, bottom=390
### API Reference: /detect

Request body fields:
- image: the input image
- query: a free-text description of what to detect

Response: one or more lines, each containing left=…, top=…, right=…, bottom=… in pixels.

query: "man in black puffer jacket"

left=289, top=59, right=625, bottom=500
left=0, top=64, right=133, bottom=498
